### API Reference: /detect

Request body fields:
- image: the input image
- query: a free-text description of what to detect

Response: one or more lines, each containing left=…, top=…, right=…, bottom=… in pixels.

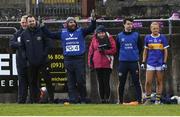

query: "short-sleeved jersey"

left=144, top=34, right=169, bottom=67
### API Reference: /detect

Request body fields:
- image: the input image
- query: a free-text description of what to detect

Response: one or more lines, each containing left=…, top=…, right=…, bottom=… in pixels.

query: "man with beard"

left=9, top=15, right=28, bottom=103
left=42, top=14, right=96, bottom=103
left=21, top=15, right=54, bottom=103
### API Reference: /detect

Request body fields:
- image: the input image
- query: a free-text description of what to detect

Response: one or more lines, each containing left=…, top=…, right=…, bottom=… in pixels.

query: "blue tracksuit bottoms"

left=118, top=61, right=142, bottom=103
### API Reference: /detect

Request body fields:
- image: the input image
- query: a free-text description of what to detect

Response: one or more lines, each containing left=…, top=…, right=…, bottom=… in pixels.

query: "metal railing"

left=43, top=19, right=180, bottom=35
left=0, top=19, right=180, bottom=37
left=0, top=27, right=17, bottom=38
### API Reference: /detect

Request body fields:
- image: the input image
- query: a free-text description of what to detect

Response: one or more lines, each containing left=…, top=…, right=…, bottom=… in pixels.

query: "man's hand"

left=37, top=16, right=45, bottom=28
left=90, top=9, right=96, bottom=20
left=141, top=62, right=146, bottom=70
left=39, top=20, right=45, bottom=28
left=162, top=63, right=167, bottom=70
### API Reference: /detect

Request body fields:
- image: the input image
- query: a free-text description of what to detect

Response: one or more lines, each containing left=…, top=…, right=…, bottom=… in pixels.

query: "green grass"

left=0, top=104, right=180, bottom=116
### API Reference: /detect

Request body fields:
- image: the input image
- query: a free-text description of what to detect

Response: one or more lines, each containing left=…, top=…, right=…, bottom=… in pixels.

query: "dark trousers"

left=28, top=63, right=54, bottom=103
left=118, top=61, right=142, bottom=103
left=64, top=59, right=87, bottom=103
left=96, top=68, right=111, bottom=102
left=17, top=65, right=28, bottom=103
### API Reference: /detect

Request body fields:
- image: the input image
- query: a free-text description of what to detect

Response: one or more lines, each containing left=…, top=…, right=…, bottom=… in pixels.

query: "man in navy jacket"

left=9, top=15, right=28, bottom=103
left=21, top=15, right=54, bottom=103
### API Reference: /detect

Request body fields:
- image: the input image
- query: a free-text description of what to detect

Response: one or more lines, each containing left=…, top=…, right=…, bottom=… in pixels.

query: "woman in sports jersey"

left=141, top=22, right=169, bottom=105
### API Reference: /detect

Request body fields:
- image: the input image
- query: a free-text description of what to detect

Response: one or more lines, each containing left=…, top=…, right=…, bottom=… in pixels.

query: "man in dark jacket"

left=9, top=15, right=28, bottom=103
left=21, top=15, right=54, bottom=103
left=116, top=18, right=143, bottom=104
left=42, top=14, right=96, bottom=103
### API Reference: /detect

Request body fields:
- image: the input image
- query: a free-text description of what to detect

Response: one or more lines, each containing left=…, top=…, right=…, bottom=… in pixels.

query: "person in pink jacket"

left=88, top=25, right=117, bottom=103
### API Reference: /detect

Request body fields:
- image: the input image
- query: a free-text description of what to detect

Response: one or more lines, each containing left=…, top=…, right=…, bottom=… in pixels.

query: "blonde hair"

left=150, top=22, right=160, bottom=28
left=20, top=15, right=27, bottom=22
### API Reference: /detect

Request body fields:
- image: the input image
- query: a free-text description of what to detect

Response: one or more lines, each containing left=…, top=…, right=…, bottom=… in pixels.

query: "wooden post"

left=81, top=0, right=95, bottom=17
left=81, top=0, right=88, bottom=17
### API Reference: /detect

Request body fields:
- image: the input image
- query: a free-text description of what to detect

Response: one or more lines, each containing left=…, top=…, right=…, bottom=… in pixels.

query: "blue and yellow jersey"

left=144, top=34, right=169, bottom=67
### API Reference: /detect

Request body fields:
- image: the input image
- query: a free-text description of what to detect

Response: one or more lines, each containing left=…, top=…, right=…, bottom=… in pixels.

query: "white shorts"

left=146, top=64, right=162, bottom=71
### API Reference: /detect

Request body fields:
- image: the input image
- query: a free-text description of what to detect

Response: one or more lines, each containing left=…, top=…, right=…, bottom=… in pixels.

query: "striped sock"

left=146, top=95, right=151, bottom=100
left=156, top=94, right=161, bottom=101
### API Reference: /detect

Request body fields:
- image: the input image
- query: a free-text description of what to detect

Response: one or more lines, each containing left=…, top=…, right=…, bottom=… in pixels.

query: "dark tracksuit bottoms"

left=118, top=61, right=142, bottom=103
left=28, top=63, right=54, bottom=103
left=64, top=56, right=87, bottom=103
left=16, top=60, right=28, bottom=103
left=96, top=68, right=111, bottom=102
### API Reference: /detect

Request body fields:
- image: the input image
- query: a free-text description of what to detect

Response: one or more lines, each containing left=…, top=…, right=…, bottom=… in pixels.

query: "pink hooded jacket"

left=88, top=33, right=116, bottom=69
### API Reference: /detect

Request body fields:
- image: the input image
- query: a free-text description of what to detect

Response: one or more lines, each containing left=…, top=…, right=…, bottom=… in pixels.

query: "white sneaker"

left=155, top=100, right=161, bottom=105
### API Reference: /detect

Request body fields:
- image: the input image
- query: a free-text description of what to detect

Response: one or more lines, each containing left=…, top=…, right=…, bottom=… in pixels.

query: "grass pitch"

left=0, top=104, right=180, bottom=116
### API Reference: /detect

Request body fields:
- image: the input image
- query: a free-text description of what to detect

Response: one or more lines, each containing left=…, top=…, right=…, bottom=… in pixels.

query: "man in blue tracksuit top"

left=21, top=15, right=54, bottom=103
left=116, top=18, right=142, bottom=104
left=9, top=15, right=28, bottom=103
left=42, top=15, right=96, bottom=103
